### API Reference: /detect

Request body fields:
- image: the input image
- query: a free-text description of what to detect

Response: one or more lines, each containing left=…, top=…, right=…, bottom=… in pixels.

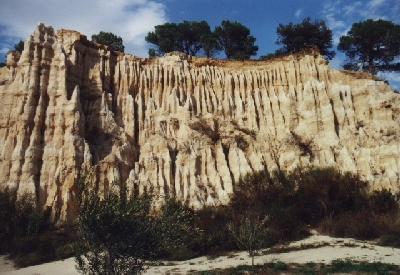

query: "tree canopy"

left=178, top=20, right=214, bottom=56
left=91, top=31, right=125, bottom=52
left=214, top=20, right=258, bottom=59
left=74, top=179, right=199, bottom=275
left=146, top=23, right=181, bottom=56
left=200, top=32, right=222, bottom=58
left=146, top=21, right=220, bottom=57
left=275, top=17, right=335, bottom=60
left=146, top=20, right=257, bottom=59
left=338, top=19, right=400, bottom=74
left=14, top=40, right=24, bottom=53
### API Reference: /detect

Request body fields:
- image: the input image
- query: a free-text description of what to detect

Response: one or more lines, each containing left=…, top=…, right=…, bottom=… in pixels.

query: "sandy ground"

left=1, top=233, right=400, bottom=274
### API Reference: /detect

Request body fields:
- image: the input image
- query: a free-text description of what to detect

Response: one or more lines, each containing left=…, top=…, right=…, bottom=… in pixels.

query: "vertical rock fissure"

left=168, top=148, right=177, bottom=196
left=330, top=99, right=340, bottom=137
left=221, top=144, right=235, bottom=185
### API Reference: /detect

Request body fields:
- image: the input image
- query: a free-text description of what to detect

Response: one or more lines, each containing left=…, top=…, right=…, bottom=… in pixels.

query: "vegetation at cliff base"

left=1, top=167, right=400, bottom=272
left=0, top=186, right=61, bottom=267
left=0, top=187, right=45, bottom=253
left=227, top=214, right=270, bottom=267
left=73, top=179, right=199, bottom=275
left=194, top=260, right=400, bottom=274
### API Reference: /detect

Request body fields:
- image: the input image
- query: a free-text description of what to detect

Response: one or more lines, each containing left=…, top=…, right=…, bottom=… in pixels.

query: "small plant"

left=234, top=135, right=249, bottom=151
left=189, top=118, right=220, bottom=143
left=227, top=214, right=270, bottom=267
left=274, top=261, right=287, bottom=271
left=295, top=266, right=316, bottom=274
left=379, top=234, right=400, bottom=248
left=291, top=131, right=313, bottom=157
left=324, top=260, right=400, bottom=274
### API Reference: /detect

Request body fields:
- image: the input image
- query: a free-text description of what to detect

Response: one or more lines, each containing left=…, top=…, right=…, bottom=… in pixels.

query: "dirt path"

left=1, top=234, right=400, bottom=274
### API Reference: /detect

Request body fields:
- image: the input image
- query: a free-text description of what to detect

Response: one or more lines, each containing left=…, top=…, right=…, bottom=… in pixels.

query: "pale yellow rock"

left=0, top=23, right=399, bottom=223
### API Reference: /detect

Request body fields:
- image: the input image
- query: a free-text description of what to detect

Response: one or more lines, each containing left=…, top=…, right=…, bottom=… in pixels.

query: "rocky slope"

left=0, top=23, right=399, bottom=223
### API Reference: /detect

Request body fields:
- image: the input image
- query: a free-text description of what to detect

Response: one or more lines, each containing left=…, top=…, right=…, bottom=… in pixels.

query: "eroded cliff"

left=1, top=23, right=399, bottom=223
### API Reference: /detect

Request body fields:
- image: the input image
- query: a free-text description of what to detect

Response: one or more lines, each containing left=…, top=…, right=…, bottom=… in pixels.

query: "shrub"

left=229, top=169, right=306, bottom=242
left=194, top=206, right=236, bottom=256
left=0, top=187, right=45, bottom=253
left=273, top=261, right=287, bottom=271
left=0, top=186, right=17, bottom=251
left=379, top=234, right=400, bottom=248
left=74, top=184, right=154, bottom=275
left=326, top=260, right=400, bottom=274
left=154, top=198, right=201, bottom=260
left=378, top=215, right=400, bottom=248
left=320, top=210, right=390, bottom=239
left=368, top=189, right=398, bottom=213
left=228, top=166, right=399, bottom=243
left=227, top=214, right=270, bottom=267
left=294, top=167, right=369, bottom=224
left=74, top=179, right=203, bottom=274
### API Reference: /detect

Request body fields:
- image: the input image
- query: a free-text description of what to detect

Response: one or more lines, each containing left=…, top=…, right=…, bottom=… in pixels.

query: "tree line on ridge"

left=92, top=17, right=400, bottom=76
left=2, top=18, right=400, bottom=80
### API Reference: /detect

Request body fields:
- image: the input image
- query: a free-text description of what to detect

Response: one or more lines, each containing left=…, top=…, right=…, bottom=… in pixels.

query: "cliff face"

left=1, top=23, right=399, bottom=223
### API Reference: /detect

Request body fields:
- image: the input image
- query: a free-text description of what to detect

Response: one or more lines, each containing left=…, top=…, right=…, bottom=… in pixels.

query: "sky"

left=0, top=0, right=399, bottom=89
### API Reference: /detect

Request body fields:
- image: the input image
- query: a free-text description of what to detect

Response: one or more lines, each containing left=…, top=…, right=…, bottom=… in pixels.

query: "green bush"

left=379, top=234, right=400, bottom=248
left=294, top=167, right=369, bottom=224
left=378, top=215, right=400, bottom=248
left=74, top=179, right=203, bottom=274
left=326, top=260, right=400, bottom=274
left=0, top=187, right=45, bottom=253
left=273, top=261, right=287, bottom=271
left=11, top=236, right=57, bottom=267
left=229, top=169, right=304, bottom=243
left=194, top=206, right=237, bottom=256
left=368, top=189, right=398, bottom=213
left=320, top=211, right=392, bottom=239
left=153, top=198, right=201, bottom=260
left=74, top=185, right=154, bottom=275
left=227, top=166, right=400, bottom=244
left=11, top=227, right=78, bottom=268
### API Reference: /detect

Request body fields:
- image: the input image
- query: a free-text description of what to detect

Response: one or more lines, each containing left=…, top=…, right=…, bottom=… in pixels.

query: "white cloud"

left=295, top=9, right=303, bottom=18
left=322, top=1, right=346, bottom=31
left=322, top=1, right=347, bottom=45
left=367, top=0, right=387, bottom=9
left=343, top=1, right=362, bottom=16
left=322, top=0, right=398, bottom=34
left=321, top=0, right=400, bottom=89
left=0, top=0, right=167, bottom=57
left=378, top=71, right=400, bottom=91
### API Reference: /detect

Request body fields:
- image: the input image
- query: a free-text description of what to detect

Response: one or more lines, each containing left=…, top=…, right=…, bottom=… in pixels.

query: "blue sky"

left=1, top=0, right=399, bottom=89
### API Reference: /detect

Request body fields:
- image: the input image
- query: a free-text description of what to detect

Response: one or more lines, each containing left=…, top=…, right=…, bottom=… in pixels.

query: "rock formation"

left=0, top=23, right=399, bottom=223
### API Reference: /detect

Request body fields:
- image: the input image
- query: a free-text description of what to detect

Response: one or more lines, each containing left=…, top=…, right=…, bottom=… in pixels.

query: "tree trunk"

left=369, top=54, right=374, bottom=74
left=106, top=248, right=115, bottom=275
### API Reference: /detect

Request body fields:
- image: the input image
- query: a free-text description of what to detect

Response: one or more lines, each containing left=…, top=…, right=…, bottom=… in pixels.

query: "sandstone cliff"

left=1, top=23, right=399, bottom=223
